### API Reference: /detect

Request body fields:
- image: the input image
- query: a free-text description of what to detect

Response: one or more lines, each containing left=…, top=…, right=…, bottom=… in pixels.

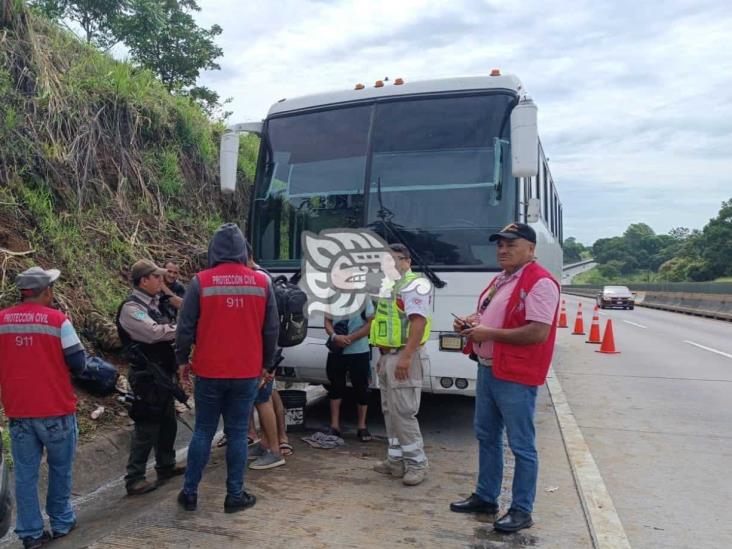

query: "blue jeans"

left=9, top=414, right=78, bottom=540
left=183, top=377, right=259, bottom=497
left=475, top=366, right=538, bottom=513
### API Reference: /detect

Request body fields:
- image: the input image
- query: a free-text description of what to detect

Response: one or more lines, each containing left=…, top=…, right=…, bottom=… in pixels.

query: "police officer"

left=116, top=259, right=184, bottom=496
left=0, top=267, right=84, bottom=547
left=175, top=224, right=279, bottom=513
left=370, top=243, right=432, bottom=486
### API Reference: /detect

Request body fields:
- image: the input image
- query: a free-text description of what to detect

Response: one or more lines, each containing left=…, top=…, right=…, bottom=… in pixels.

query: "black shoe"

left=357, top=428, right=373, bottom=442
left=449, top=493, right=499, bottom=514
left=177, top=490, right=197, bottom=511
left=494, top=508, right=534, bottom=533
left=52, top=520, right=77, bottom=539
left=224, top=491, right=257, bottom=514
left=157, top=465, right=186, bottom=485
left=22, top=531, right=51, bottom=549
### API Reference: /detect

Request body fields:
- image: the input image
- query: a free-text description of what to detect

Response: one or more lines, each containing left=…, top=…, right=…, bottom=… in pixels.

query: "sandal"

left=279, top=442, right=294, bottom=456
left=357, top=428, right=373, bottom=442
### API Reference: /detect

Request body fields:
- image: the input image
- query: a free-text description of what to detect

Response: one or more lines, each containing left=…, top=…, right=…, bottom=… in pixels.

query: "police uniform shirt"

left=399, top=275, right=431, bottom=320
left=119, top=289, right=176, bottom=344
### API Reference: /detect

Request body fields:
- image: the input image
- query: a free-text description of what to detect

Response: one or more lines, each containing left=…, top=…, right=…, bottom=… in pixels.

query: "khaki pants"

left=377, top=347, right=429, bottom=471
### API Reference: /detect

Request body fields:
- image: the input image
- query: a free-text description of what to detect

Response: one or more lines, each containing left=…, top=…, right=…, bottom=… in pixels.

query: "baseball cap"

left=488, top=223, right=537, bottom=244
left=16, top=266, right=61, bottom=292
left=131, top=260, right=167, bottom=281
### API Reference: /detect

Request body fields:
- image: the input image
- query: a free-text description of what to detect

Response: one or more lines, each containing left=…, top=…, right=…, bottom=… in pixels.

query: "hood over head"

left=208, top=223, right=249, bottom=267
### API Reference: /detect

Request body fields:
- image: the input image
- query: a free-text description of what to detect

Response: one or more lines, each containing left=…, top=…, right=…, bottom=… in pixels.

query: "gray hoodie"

left=175, top=223, right=280, bottom=372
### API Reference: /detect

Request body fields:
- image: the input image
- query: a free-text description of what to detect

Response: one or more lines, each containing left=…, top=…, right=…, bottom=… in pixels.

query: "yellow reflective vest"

left=369, top=270, right=432, bottom=348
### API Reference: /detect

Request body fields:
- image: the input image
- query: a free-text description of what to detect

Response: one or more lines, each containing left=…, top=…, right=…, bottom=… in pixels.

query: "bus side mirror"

left=510, top=97, right=538, bottom=178
left=220, top=131, right=240, bottom=194
left=219, top=122, right=264, bottom=194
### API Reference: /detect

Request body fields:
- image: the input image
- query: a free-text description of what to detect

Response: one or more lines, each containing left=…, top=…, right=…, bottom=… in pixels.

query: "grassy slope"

left=0, top=1, right=259, bottom=442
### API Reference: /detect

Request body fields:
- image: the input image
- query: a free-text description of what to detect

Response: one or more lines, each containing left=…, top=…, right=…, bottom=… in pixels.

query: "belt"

left=477, top=356, right=493, bottom=367
left=378, top=347, right=404, bottom=355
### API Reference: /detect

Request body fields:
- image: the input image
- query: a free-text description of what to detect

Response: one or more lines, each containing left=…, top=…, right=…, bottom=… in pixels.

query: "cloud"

left=194, top=0, right=732, bottom=244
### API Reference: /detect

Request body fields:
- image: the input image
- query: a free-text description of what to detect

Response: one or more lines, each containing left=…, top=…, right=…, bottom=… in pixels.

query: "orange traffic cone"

left=572, top=302, right=585, bottom=335
left=586, top=306, right=602, bottom=344
left=557, top=300, right=568, bottom=328
left=596, top=319, right=620, bottom=354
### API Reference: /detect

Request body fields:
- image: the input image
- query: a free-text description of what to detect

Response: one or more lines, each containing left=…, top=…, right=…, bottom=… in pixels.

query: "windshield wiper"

left=374, top=177, right=446, bottom=289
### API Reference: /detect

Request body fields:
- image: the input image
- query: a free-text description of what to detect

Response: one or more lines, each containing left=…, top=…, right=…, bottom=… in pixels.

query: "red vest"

left=480, top=262, right=559, bottom=386
left=192, top=263, right=269, bottom=379
left=0, top=303, right=77, bottom=417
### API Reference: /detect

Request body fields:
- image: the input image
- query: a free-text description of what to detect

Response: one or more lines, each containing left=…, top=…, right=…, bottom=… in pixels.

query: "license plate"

left=439, top=334, right=464, bottom=351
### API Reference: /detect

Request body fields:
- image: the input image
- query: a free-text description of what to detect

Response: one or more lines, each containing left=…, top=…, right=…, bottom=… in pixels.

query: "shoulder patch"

left=133, top=311, right=148, bottom=321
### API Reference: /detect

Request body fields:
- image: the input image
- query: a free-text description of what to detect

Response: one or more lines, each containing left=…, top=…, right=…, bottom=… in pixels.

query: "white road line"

left=546, top=369, right=631, bottom=549
left=683, top=340, right=732, bottom=359
left=622, top=320, right=647, bottom=329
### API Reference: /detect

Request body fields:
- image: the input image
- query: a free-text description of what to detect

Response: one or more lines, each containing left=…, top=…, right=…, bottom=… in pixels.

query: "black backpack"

left=272, top=274, right=308, bottom=347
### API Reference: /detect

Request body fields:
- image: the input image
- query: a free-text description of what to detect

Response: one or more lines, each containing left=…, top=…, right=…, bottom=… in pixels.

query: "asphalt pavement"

left=556, top=294, right=732, bottom=549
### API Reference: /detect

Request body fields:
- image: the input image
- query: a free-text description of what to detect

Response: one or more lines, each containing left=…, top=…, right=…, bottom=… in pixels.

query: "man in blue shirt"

left=324, top=300, right=375, bottom=441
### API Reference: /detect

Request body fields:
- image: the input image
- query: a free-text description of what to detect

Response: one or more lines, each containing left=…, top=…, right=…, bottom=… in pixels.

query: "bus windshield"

left=252, top=92, right=517, bottom=269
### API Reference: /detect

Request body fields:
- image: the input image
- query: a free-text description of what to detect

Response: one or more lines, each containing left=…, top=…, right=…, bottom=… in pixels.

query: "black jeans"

left=326, top=351, right=371, bottom=404
left=124, top=395, right=177, bottom=486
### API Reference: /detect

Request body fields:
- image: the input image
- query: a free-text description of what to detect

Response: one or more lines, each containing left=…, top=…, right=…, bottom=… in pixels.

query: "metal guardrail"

left=562, top=259, right=595, bottom=270
left=563, top=284, right=732, bottom=322
left=564, top=283, right=732, bottom=294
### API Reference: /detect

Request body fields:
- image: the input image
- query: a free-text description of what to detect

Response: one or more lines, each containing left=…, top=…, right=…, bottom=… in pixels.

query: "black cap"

left=489, top=223, right=537, bottom=244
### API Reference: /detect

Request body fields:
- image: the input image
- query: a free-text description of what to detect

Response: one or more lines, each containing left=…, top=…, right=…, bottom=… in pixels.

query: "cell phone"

left=451, top=313, right=471, bottom=331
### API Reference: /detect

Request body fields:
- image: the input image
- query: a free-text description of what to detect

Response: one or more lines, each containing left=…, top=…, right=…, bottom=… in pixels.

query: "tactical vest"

left=369, top=271, right=432, bottom=348
left=0, top=302, right=77, bottom=417
left=115, top=293, right=177, bottom=373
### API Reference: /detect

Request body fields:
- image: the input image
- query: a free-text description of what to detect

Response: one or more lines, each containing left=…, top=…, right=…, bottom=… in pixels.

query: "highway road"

left=556, top=294, right=732, bottom=549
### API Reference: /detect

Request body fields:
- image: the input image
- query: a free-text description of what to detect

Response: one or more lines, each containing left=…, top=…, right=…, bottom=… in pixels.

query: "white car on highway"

left=596, top=285, right=635, bottom=310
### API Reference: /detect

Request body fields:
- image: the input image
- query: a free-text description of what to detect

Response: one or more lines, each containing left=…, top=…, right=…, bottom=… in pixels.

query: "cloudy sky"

left=194, top=0, right=732, bottom=244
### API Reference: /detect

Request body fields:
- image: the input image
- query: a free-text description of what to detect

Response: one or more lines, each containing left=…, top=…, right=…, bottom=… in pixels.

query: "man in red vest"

left=449, top=223, right=559, bottom=533
left=0, top=267, right=85, bottom=548
left=175, top=224, right=279, bottom=513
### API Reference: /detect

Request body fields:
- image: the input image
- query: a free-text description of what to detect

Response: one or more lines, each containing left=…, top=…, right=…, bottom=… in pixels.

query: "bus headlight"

left=440, top=377, right=454, bottom=389
left=455, top=378, right=469, bottom=390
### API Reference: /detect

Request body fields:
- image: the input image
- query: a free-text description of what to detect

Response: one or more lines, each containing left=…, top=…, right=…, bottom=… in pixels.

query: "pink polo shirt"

left=474, top=263, right=559, bottom=359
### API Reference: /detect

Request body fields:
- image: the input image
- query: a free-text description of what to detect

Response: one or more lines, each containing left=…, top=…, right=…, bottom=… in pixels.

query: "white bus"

left=220, top=73, right=563, bottom=396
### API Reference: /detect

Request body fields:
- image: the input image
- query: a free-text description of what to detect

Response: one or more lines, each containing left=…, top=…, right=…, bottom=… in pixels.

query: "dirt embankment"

left=0, top=0, right=255, bottom=440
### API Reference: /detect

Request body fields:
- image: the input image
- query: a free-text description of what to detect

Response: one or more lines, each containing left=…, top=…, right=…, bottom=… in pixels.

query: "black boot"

left=177, top=490, right=197, bottom=511
left=224, top=492, right=257, bottom=514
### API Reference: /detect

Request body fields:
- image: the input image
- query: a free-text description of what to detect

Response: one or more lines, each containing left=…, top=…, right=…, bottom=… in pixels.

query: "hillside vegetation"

left=566, top=199, right=732, bottom=284
left=0, top=1, right=257, bottom=354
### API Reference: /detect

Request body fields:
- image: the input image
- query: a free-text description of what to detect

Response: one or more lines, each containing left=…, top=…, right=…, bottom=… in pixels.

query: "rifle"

left=127, top=344, right=190, bottom=408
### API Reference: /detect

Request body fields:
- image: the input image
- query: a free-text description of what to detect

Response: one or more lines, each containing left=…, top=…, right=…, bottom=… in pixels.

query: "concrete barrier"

left=563, top=286, right=732, bottom=322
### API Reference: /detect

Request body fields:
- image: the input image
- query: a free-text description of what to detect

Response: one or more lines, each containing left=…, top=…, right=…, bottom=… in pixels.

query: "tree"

left=119, top=0, right=223, bottom=92
left=698, top=198, right=732, bottom=279
left=30, top=0, right=132, bottom=49
left=562, top=236, right=586, bottom=264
